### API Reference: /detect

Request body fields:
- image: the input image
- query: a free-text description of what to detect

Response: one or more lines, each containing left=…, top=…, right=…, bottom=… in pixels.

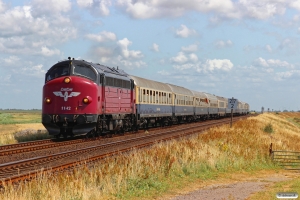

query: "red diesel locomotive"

left=43, top=58, right=250, bottom=139
left=42, top=58, right=136, bottom=138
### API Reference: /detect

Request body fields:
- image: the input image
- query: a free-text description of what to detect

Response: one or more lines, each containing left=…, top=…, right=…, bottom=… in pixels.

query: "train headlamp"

left=83, top=98, right=89, bottom=104
left=44, top=97, right=51, bottom=104
left=64, top=77, right=71, bottom=84
left=82, top=96, right=92, bottom=104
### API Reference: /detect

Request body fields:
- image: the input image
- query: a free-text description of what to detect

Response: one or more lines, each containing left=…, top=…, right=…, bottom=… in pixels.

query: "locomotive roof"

left=72, top=60, right=131, bottom=80
left=92, top=63, right=129, bottom=77
left=53, top=59, right=129, bottom=77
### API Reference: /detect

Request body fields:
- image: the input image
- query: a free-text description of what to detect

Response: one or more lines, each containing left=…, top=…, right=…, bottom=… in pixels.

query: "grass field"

left=0, top=110, right=48, bottom=144
left=0, top=110, right=41, bottom=124
left=249, top=177, right=300, bottom=199
left=0, top=112, right=300, bottom=199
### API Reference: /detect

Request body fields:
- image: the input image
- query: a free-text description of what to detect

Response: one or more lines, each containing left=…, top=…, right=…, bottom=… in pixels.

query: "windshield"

left=46, top=61, right=70, bottom=82
left=73, top=64, right=97, bottom=81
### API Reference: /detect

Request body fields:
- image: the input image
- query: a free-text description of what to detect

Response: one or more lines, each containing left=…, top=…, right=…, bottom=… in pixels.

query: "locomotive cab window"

left=46, top=62, right=70, bottom=82
left=74, top=64, right=97, bottom=81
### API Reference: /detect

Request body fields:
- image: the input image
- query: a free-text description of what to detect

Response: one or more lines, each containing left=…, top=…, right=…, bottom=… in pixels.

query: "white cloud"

left=254, top=57, right=294, bottom=68
left=175, top=25, right=197, bottom=38
left=12, top=64, right=46, bottom=77
left=204, top=59, right=233, bottom=71
left=157, top=70, right=170, bottom=76
left=290, top=0, right=300, bottom=10
left=277, top=37, right=300, bottom=55
left=4, top=56, right=20, bottom=64
left=86, top=31, right=117, bottom=42
left=214, top=40, right=233, bottom=48
left=77, top=0, right=93, bottom=8
left=114, top=0, right=300, bottom=22
left=77, top=0, right=111, bottom=16
left=265, top=45, right=273, bottom=53
left=0, top=2, right=77, bottom=56
left=31, top=0, right=71, bottom=16
left=189, top=53, right=198, bottom=63
left=116, top=0, right=235, bottom=19
left=181, top=44, right=198, bottom=52
left=41, top=46, right=61, bottom=56
left=275, top=70, right=300, bottom=81
left=0, top=0, right=6, bottom=13
left=117, top=38, right=143, bottom=59
left=151, top=43, right=159, bottom=52
left=170, top=52, right=188, bottom=64
left=237, top=0, right=286, bottom=20
left=87, top=37, right=145, bottom=70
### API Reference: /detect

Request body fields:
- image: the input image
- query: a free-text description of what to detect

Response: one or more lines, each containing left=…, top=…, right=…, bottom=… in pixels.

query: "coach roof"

left=166, top=83, right=194, bottom=96
left=129, top=75, right=173, bottom=92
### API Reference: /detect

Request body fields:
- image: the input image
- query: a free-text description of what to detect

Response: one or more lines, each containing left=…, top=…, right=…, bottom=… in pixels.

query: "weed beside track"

left=0, top=113, right=300, bottom=200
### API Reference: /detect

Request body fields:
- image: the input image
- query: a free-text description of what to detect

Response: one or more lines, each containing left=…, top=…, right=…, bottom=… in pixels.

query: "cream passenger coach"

left=130, top=75, right=249, bottom=127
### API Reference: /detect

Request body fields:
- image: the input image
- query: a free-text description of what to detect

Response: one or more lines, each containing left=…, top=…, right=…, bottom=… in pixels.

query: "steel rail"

left=0, top=115, right=251, bottom=185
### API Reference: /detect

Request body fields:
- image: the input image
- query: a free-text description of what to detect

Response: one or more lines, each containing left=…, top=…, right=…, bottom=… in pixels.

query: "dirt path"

left=161, top=170, right=300, bottom=200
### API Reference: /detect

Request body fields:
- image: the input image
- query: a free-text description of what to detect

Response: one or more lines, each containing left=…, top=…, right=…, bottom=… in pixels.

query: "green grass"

left=249, top=178, right=300, bottom=200
left=0, top=112, right=41, bottom=124
left=264, top=123, right=274, bottom=133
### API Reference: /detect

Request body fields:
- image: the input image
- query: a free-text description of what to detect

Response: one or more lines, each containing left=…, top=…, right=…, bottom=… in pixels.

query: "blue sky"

left=1, top=0, right=300, bottom=111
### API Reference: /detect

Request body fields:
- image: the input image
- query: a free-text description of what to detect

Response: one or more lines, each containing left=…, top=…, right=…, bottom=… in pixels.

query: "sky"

left=0, top=0, right=300, bottom=111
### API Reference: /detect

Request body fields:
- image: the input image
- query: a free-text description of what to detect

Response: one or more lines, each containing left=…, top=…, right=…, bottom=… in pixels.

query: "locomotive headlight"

left=82, top=96, right=92, bottom=104
left=64, top=77, right=71, bottom=84
left=44, top=97, right=51, bottom=104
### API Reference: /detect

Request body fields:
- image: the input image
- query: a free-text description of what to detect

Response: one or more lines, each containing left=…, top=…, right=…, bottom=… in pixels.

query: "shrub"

left=264, top=123, right=274, bottom=133
left=14, top=129, right=51, bottom=142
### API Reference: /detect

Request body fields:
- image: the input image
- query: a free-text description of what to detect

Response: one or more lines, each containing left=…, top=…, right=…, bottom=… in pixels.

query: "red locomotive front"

left=42, top=58, right=136, bottom=138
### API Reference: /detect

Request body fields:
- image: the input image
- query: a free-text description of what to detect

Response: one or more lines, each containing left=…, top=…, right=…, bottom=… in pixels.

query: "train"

left=42, top=57, right=249, bottom=138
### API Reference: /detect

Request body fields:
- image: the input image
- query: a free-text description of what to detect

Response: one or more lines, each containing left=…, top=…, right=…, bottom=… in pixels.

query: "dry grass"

left=0, top=113, right=300, bottom=199
left=0, top=123, right=47, bottom=145
left=0, top=110, right=45, bottom=145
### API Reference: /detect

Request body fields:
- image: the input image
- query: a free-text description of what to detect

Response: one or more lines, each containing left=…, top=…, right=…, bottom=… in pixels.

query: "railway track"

left=0, top=115, right=253, bottom=185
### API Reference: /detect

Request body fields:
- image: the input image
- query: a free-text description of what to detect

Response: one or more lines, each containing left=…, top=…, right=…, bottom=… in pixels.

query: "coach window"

left=152, top=91, right=155, bottom=104
left=150, top=91, right=153, bottom=104
left=166, top=93, right=169, bottom=104
left=146, top=90, right=149, bottom=103
left=166, top=93, right=168, bottom=105
left=139, top=88, right=142, bottom=102
left=143, top=89, right=146, bottom=102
